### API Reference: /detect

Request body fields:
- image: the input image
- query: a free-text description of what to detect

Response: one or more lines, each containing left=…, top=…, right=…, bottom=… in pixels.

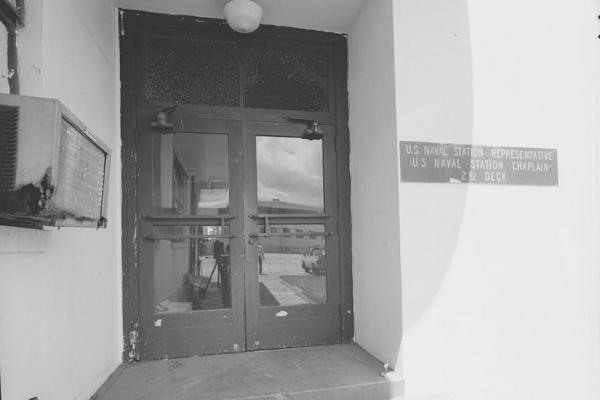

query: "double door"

left=137, top=115, right=342, bottom=358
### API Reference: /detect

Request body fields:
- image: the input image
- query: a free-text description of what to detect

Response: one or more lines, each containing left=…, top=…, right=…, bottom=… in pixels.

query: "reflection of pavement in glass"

left=279, top=275, right=326, bottom=304
left=260, top=253, right=306, bottom=276
left=258, top=274, right=312, bottom=306
left=259, top=253, right=315, bottom=306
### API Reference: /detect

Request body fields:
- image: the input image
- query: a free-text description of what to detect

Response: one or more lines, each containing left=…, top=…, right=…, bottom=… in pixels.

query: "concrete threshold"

left=95, top=344, right=405, bottom=400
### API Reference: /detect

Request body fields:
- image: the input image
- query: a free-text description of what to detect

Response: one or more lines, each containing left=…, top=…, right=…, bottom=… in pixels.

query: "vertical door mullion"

left=227, top=120, right=247, bottom=347
left=323, top=126, right=341, bottom=308
left=242, top=121, right=260, bottom=347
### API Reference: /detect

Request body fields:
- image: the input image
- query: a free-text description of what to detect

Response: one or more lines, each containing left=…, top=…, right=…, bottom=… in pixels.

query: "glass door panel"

left=138, top=118, right=246, bottom=359
left=150, top=133, right=232, bottom=314
left=245, top=121, right=341, bottom=351
left=151, top=133, right=230, bottom=216
left=152, top=226, right=232, bottom=313
left=257, top=223, right=327, bottom=307
left=255, top=136, right=329, bottom=308
left=256, top=136, right=324, bottom=212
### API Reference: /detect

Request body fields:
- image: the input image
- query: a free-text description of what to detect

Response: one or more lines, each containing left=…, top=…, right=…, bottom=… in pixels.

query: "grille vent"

left=0, top=105, right=19, bottom=191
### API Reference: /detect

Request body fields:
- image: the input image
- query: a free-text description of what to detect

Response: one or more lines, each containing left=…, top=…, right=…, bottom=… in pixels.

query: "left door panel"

left=137, top=116, right=246, bottom=359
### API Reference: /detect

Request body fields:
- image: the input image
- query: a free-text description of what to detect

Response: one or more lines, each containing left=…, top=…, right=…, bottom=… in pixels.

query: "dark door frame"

left=119, top=10, right=353, bottom=361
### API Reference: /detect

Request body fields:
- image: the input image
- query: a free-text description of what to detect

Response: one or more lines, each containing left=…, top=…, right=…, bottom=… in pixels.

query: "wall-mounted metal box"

left=0, top=94, right=111, bottom=228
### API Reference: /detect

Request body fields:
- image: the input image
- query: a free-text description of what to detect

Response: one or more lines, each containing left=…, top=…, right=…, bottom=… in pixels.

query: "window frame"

left=0, top=0, right=23, bottom=94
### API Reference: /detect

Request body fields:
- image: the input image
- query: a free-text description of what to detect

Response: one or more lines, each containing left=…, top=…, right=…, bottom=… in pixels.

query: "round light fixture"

left=223, top=0, right=263, bottom=34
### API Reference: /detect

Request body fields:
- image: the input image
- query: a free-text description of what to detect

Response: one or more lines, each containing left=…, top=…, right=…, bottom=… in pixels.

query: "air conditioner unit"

left=0, top=94, right=111, bottom=228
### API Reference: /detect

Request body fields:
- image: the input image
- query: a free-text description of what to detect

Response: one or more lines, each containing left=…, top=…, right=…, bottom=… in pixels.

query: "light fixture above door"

left=223, top=0, right=263, bottom=33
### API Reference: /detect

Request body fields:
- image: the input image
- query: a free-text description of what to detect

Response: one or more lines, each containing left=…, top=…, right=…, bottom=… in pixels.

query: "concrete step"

left=95, top=344, right=404, bottom=400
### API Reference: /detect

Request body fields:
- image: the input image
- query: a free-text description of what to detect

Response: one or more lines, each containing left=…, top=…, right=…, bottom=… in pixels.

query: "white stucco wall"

left=0, top=1, right=121, bottom=399
left=348, top=0, right=404, bottom=372
left=0, top=23, right=9, bottom=94
left=394, top=1, right=600, bottom=400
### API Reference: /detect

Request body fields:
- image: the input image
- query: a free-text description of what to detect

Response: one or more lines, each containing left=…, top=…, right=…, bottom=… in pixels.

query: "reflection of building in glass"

left=258, top=199, right=325, bottom=254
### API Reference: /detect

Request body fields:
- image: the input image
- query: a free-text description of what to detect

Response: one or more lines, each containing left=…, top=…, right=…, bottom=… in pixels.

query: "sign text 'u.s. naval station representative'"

left=399, top=141, right=558, bottom=186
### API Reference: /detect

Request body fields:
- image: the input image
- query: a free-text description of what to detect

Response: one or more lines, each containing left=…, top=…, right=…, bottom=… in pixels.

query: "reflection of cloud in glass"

left=257, top=137, right=323, bottom=208
left=198, top=189, right=229, bottom=208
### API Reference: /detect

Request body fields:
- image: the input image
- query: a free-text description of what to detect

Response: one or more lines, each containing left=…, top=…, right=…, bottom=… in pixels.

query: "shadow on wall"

left=400, top=184, right=469, bottom=331
left=395, top=0, right=473, bottom=332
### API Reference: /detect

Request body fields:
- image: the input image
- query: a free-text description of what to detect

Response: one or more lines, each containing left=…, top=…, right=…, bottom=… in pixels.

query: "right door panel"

left=243, top=121, right=341, bottom=350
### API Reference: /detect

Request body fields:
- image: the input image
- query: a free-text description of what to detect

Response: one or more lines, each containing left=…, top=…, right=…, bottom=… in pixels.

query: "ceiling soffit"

left=116, top=0, right=367, bottom=34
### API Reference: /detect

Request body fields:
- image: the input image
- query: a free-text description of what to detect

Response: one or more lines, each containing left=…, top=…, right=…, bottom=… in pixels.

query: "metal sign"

left=400, top=141, right=558, bottom=186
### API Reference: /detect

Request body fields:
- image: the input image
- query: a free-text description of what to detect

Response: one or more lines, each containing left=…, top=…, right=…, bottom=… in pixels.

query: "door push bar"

left=144, top=214, right=235, bottom=240
left=248, top=213, right=331, bottom=240
left=249, top=232, right=332, bottom=239
left=146, top=234, right=236, bottom=240
left=248, top=213, right=331, bottom=219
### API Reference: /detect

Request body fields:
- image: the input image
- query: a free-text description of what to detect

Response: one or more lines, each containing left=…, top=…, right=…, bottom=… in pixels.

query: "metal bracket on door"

left=150, top=104, right=179, bottom=131
left=284, top=117, right=325, bottom=141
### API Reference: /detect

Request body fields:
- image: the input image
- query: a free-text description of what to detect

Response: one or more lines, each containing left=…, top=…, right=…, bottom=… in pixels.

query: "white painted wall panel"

left=395, top=1, right=600, bottom=399
left=348, top=0, right=404, bottom=372
left=0, top=1, right=121, bottom=399
left=0, top=23, right=9, bottom=93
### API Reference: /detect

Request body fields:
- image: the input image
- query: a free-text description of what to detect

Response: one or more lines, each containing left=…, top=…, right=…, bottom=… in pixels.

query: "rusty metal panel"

left=246, top=316, right=341, bottom=351
left=142, top=322, right=247, bottom=359
left=400, top=141, right=558, bottom=186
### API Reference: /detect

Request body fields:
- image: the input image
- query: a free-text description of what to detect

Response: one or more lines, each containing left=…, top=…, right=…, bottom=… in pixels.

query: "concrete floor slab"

left=95, top=344, right=404, bottom=400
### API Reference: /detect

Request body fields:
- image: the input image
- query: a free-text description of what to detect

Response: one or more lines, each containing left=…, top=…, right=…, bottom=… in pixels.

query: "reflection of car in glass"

left=301, top=246, right=326, bottom=274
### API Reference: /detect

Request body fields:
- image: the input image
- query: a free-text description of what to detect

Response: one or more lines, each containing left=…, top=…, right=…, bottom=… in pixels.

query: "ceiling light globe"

left=223, top=0, right=263, bottom=34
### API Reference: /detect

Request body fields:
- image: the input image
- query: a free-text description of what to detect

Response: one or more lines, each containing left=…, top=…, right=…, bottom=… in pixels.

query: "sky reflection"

left=256, top=136, right=324, bottom=209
